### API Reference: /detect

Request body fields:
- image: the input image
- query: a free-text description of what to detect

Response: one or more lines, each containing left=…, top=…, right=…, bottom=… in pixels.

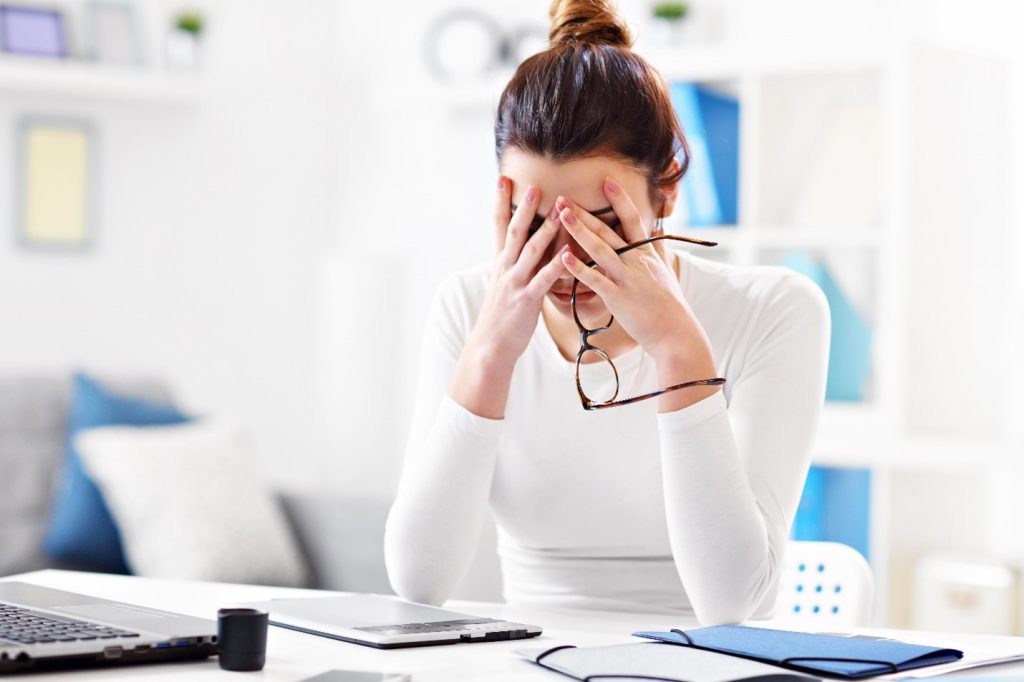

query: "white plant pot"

left=646, top=18, right=689, bottom=49
left=165, top=28, right=200, bottom=70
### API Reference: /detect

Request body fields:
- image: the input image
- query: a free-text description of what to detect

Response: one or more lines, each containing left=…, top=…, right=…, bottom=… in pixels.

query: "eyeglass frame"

left=570, top=234, right=727, bottom=411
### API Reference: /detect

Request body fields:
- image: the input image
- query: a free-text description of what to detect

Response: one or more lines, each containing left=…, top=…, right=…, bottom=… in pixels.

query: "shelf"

left=428, top=44, right=886, bottom=111
left=668, top=225, right=882, bottom=251
left=0, top=57, right=200, bottom=104
left=667, top=225, right=740, bottom=247
left=817, top=401, right=891, bottom=443
left=812, top=432, right=1017, bottom=473
left=636, top=44, right=748, bottom=82
left=640, top=44, right=885, bottom=82
left=815, top=400, right=1016, bottom=471
left=752, top=226, right=881, bottom=249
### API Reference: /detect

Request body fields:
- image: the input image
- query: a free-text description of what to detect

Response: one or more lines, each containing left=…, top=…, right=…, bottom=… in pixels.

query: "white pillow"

left=76, top=421, right=307, bottom=587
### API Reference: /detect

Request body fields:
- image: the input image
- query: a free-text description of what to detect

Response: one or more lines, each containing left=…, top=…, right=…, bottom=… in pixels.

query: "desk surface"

left=4, top=570, right=1024, bottom=681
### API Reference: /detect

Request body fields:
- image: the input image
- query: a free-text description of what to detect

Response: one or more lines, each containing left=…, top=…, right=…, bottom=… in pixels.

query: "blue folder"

left=670, top=82, right=722, bottom=226
left=695, top=86, right=739, bottom=225
left=633, top=625, right=963, bottom=679
left=778, top=251, right=872, bottom=402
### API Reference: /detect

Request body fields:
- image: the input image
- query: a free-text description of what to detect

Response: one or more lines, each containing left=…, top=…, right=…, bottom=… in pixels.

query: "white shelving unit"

left=645, top=43, right=896, bottom=438
left=640, top=44, right=886, bottom=81
left=644, top=45, right=901, bottom=626
left=641, top=41, right=1023, bottom=632
left=0, top=56, right=200, bottom=104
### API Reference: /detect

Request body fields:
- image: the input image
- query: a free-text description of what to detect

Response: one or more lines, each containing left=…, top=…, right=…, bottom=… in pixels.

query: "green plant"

left=652, top=1, right=689, bottom=21
left=175, top=11, right=204, bottom=36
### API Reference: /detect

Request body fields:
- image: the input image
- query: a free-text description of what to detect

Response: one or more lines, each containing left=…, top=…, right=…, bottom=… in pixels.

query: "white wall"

left=905, top=46, right=1010, bottom=437
left=0, top=0, right=339, bottom=482
left=903, top=0, right=1024, bottom=442
left=313, top=0, right=552, bottom=497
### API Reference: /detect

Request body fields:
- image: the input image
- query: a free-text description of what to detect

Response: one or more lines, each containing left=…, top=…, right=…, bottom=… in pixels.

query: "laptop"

left=0, top=582, right=217, bottom=673
left=241, top=593, right=541, bottom=649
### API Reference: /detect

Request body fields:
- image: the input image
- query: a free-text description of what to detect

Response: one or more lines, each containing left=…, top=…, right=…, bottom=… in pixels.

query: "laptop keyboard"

left=353, top=617, right=530, bottom=640
left=0, top=603, right=141, bottom=645
left=353, top=617, right=499, bottom=634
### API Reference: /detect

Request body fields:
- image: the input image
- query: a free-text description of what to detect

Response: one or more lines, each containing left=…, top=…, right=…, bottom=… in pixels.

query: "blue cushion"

left=42, top=373, right=189, bottom=573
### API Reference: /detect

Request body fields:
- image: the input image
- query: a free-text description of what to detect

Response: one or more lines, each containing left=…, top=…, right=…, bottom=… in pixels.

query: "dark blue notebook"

left=633, top=625, right=963, bottom=679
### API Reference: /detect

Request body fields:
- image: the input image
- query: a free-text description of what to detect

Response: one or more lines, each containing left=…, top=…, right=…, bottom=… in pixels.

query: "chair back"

left=775, top=541, right=874, bottom=627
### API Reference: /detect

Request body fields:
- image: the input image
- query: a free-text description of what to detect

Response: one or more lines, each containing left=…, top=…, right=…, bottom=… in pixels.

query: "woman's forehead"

left=501, top=149, right=645, bottom=208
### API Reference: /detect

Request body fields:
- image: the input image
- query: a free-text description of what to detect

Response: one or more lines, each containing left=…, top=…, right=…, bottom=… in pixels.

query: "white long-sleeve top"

left=385, top=251, right=830, bottom=625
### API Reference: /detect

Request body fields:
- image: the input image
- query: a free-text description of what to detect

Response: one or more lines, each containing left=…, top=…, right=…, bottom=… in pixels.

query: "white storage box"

left=911, top=555, right=1016, bottom=635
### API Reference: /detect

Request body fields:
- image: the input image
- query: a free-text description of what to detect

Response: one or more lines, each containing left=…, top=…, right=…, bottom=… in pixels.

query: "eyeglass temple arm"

left=582, top=377, right=727, bottom=410
left=578, top=234, right=719, bottom=269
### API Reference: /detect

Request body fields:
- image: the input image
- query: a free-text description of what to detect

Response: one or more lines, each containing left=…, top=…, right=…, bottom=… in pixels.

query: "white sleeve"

left=384, top=275, right=503, bottom=605
left=658, top=274, right=830, bottom=625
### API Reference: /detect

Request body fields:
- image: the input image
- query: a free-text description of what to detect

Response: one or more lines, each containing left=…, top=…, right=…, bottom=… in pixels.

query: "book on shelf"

left=669, top=82, right=739, bottom=228
left=793, top=465, right=871, bottom=560
left=779, top=250, right=872, bottom=402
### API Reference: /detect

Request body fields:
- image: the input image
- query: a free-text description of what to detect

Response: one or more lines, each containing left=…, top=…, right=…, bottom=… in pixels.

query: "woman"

left=385, top=0, right=829, bottom=625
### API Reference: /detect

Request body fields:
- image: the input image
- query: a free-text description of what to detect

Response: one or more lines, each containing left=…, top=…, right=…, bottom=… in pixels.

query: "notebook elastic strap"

left=780, top=656, right=899, bottom=674
left=535, top=644, right=578, bottom=664
left=669, top=628, right=694, bottom=645
left=585, top=671, right=688, bottom=675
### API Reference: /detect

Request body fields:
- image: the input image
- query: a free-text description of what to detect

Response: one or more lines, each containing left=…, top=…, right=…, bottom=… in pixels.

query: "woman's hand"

left=558, top=176, right=720, bottom=410
left=473, top=177, right=567, bottom=364
left=449, top=177, right=567, bottom=419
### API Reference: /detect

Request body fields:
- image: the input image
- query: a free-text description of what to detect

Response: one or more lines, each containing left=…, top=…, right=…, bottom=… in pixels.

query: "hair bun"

left=549, top=0, right=633, bottom=48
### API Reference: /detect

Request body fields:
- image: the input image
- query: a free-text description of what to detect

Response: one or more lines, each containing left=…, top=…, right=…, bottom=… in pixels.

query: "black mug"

left=217, top=607, right=268, bottom=671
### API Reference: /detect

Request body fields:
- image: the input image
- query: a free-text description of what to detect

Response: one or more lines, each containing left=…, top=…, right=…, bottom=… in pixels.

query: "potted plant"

left=648, top=1, right=690, bottom=48
left=176, top=12, right=204, bottom=37
left=166, top=10, right=204, bottom=69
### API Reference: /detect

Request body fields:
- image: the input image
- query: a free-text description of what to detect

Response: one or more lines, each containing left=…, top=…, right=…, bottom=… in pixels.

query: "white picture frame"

left=84, top=1, right=143, bottom=65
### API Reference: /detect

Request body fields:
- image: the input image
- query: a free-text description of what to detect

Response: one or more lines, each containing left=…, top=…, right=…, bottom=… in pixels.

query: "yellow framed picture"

left=16, top=118, right=97, bottom=250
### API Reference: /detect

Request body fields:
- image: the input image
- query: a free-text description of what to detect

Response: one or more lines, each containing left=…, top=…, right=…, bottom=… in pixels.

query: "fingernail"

left=605, top=177, right=620, bottom=195
left=525, top=186, right=537, bottom=203
left=562, top=251, right=576, bottom=265
left=497, top=176, right=505, bottom=190
left=549, top=204, right=560, bottom=221
left=560, top=208, right=575, bottom=225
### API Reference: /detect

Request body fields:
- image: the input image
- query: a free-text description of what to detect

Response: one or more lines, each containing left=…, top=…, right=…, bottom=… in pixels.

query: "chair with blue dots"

left=775, top=541, right=874, bottom=627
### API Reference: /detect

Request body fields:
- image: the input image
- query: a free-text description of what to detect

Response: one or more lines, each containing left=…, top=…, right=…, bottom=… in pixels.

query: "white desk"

left=4, top=570, right=1024, bottom=681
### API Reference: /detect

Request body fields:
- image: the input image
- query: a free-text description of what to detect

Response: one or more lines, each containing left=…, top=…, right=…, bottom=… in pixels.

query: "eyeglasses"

left=571, top=234, right=727, bottom=410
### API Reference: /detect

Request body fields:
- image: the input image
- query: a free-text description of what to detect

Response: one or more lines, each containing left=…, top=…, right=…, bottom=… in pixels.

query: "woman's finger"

left=525, top=245, right=570, bottom=299
left=560, top=198, right=627, bottom=249
left=650, top=222, right=667, bottom=260
left=493, top=176, right=512, bottom=253
left=560, top=249, right=616, bottom=301
left=559, top=206, right=625, bottom=279
left=602, top=176, right=648, bottom=243
left=498, top=185, right=540, bottom=269
left=510, top=206, right=561, bottom=281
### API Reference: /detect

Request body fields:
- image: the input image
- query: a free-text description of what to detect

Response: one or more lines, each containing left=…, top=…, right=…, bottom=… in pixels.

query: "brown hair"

left=494, top=0, right=689, bottom=209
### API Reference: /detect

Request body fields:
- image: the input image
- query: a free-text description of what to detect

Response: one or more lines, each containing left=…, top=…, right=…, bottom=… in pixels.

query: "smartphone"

left=300, top=672, right=410, bottom=682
